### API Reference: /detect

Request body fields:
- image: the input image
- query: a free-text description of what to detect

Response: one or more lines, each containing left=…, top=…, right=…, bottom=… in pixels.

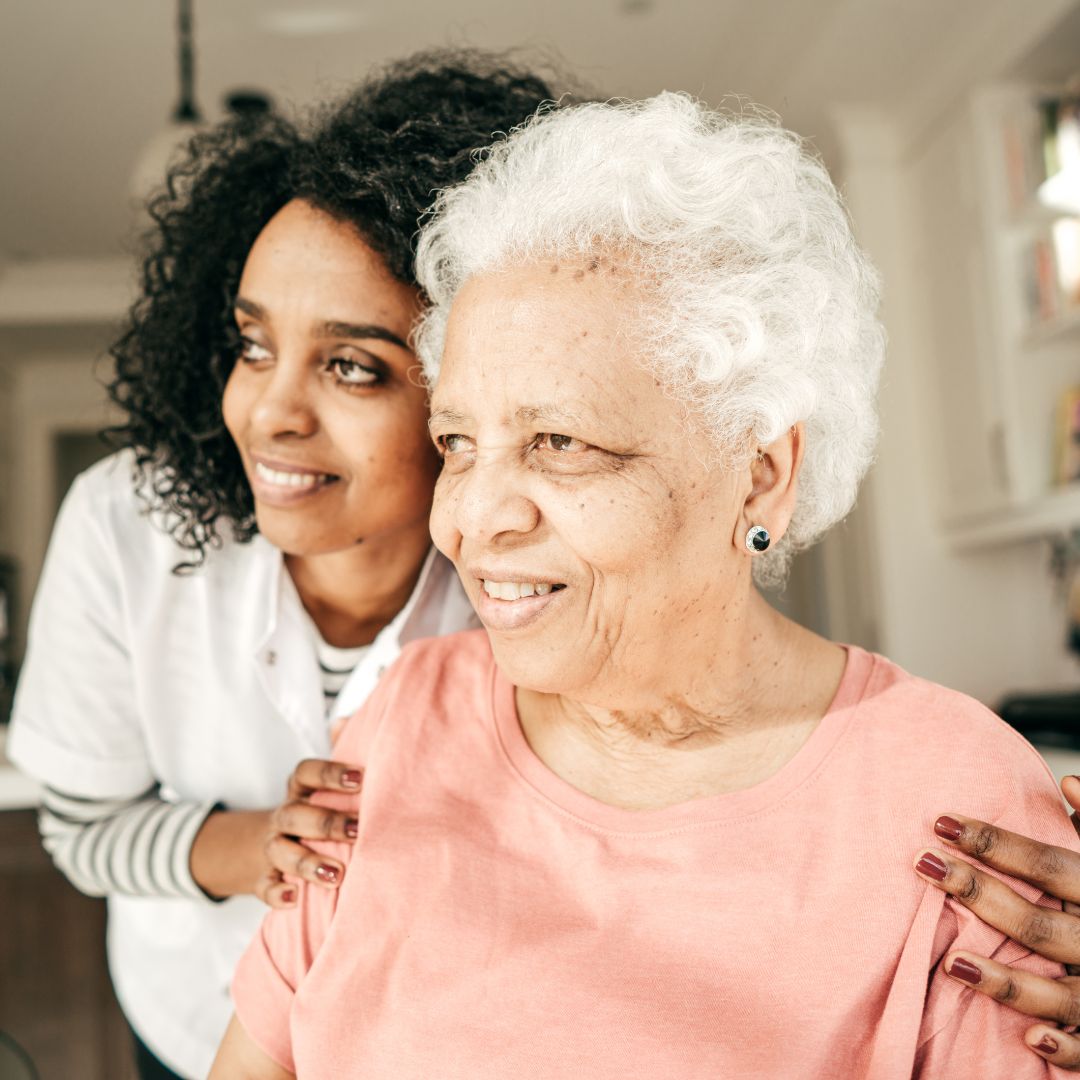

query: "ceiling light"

left=258, top=8, right=370, bottom=36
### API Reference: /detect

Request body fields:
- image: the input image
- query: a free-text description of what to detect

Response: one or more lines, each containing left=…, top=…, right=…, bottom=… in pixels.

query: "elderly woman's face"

left=429, top=257, right=753, bottom=699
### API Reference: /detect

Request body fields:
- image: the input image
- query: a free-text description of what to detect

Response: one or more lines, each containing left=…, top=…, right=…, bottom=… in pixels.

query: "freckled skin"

left=429, top=255, right=847, bottom=808
left=429, top=259, right=750, bottom=710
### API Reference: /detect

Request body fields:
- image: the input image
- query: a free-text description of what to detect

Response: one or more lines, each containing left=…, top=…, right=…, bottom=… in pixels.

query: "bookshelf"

left=937, top=81, right=1080, bottom=548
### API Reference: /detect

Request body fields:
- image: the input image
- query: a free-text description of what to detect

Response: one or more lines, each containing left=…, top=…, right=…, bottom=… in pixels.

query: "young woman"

left=8, top=50, right=558, bottom=1080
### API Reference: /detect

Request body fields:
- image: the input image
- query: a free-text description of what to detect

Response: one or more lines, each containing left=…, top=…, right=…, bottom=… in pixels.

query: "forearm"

left=39, top=786, right=218, bottom=899
left=209, top=1015, right=296, bottom=1080
left=189, top=806, right=273, bottom=899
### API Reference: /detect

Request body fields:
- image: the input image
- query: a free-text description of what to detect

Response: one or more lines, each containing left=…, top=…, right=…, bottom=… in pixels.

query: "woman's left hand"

left=913, top=775, right=1080, bottom=1069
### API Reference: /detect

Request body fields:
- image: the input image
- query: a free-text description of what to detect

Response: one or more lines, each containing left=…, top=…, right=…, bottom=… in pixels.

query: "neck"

left=285, top=525, right=431, bottom=648
left=515, top=595, right=847, bottom=810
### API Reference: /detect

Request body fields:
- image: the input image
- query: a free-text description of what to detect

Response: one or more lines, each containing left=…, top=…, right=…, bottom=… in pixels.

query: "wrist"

left=189, top=807, right=272, bottom=899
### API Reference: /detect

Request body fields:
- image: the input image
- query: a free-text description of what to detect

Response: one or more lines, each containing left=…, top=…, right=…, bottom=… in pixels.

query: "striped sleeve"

left=38, top=785, right=222, bottom=901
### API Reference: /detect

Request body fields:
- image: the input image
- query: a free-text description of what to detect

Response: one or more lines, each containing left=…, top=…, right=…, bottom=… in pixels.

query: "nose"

left=248, top=354, right=317, bottom=439
left=447, top=454, right=540, bottom=546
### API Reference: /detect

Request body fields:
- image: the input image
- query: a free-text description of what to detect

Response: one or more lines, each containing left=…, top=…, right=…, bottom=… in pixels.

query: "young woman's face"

left=223, top=198, right=439, bottom=559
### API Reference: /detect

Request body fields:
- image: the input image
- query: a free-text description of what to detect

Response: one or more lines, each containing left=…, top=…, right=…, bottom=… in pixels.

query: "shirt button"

left=377, top=665, right=387, bottom=678
left=265, top=650, right=277, bottom=666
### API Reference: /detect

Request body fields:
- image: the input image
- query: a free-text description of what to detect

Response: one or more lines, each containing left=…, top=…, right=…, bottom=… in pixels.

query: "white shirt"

left=8, top=450, right=477, bottom=1079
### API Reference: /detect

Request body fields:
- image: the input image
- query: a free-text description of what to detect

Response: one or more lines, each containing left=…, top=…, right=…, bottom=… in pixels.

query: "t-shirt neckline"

left=490, top=644, right=876, bottom=835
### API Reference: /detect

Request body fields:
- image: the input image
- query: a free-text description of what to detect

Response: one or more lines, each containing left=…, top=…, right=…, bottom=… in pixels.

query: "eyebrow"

left=514, top=404, right=589, bottom=430
left=428, top=407, right=471, bottom=431
left=427, top=404, right=591, bottom=432
left=233, top=296, right=410, bottom=350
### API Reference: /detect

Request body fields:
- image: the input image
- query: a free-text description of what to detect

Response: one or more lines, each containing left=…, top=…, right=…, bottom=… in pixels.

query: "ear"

left=737, top=423, right=804, bottom=550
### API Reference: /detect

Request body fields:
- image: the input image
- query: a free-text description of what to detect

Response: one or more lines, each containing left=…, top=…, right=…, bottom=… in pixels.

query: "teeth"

left=482, top=580, right=560, bottom=601
left=255, top=461, right=329, bottom=488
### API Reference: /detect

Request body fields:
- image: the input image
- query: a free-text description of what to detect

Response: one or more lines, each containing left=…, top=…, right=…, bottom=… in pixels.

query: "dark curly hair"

left=107, top=49, right=560, bottom=566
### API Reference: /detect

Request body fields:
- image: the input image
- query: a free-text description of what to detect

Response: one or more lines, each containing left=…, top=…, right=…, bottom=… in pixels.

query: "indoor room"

left=2, top=1, right=1080, bottom=1077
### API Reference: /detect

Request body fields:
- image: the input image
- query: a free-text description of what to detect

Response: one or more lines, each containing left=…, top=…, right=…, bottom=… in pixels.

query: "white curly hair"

left=414, top=92, right=885, bottom=585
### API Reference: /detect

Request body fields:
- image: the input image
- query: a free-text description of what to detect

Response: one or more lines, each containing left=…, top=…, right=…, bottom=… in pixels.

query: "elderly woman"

left=212, top=94, right=1075, bottom=1079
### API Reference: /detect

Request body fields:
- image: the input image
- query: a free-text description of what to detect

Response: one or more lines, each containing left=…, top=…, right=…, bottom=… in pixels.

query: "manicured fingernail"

left=342, top=770, right=362, bottom=788
left=344, top=818, right=359, bottom=839
left=934, top=816, right=964, bottom=842
left=915, top=852, right=949, bottom=882
left=315, top=864, right=340, bottom=885
left=1036, top=1035, right=1059, bottom=1054
left=281, top=888, right=296, bottom=904
left=947, top=958, right=982, bottom=985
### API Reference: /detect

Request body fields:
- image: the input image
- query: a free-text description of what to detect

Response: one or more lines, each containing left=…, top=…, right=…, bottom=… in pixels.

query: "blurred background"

left=1, top=0, right=1080, bottom=1076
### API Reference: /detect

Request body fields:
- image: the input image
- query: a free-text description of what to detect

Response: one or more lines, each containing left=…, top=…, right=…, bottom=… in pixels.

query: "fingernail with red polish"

left=1036, top=1035, right=1059, bottom=1055
left=342, top=770, right=362, bottom=788
left=344, top=818, right=359, bottom=839
left=281, top=888, right=296, bottom=904
left=915, top=852, right=949, bottom=882
left=947, top=958, right=982, bottom=985
left=315, top=864, right=340, bottom=885
left=934, top=816, right=964, bottom=842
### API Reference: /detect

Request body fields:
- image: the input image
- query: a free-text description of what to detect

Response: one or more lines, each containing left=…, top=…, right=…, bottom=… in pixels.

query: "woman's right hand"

left=190, top=759, right=362, bottom=907
left=256, top=758, right=363, bottom=906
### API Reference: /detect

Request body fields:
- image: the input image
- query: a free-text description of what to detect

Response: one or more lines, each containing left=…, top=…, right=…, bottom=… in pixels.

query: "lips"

left=470, top=573, right=568, bottom=631
left=481, top=580, right=565, bottom=600
left=248, top=455, right=339, bottom=505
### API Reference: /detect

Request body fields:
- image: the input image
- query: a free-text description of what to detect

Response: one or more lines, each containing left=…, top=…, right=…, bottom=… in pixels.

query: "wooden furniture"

left=0, top=809, right=136, bottom=1080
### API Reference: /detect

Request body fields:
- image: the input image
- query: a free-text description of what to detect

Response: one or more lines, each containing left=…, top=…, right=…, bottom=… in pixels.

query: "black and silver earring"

left=745, top=525, right=770, bottom=553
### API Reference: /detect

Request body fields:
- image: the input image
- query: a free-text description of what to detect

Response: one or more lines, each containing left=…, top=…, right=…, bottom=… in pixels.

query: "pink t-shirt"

left=234, top=630, right=1073, bottom=1078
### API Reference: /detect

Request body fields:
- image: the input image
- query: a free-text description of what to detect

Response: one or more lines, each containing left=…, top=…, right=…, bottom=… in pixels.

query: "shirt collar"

left=255, top=543, right=455, bottom=658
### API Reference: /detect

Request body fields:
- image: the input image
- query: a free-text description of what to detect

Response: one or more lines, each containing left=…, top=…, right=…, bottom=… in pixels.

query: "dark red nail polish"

left=281, top=888, right=296, bottom=904
left=342, top=770, right=362, bottom=788
left=315, top=864, right=340, bottom=885
left=916, top=852, right=949, bottom=881
left=1036, top=1036, right=1059, bottom=1055
left=934, top=816, right=964, bottom=842
left=948, top=958, right=982, bottom=985
left=344, top=818, right=359, bottom=839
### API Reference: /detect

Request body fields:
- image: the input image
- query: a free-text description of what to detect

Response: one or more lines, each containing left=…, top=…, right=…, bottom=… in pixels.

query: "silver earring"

left=745, top=525, right=770, bottom=553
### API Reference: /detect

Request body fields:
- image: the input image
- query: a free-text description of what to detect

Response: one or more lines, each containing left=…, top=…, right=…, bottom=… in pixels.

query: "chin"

left=488, top=639, right=581, bottom=696
left=254, top=514, right=340, bottom=558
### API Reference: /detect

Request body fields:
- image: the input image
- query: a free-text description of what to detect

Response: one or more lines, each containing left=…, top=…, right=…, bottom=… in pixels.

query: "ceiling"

left=2, top=0, right=1078, bottom=260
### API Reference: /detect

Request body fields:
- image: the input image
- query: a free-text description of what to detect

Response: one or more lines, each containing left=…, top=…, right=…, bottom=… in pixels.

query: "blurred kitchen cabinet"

left=0, top=809, right=136, bottom=1080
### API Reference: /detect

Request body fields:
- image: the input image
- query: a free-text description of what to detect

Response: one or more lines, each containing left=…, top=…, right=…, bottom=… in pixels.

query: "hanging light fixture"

left=129, top=0, right=204, bottom=205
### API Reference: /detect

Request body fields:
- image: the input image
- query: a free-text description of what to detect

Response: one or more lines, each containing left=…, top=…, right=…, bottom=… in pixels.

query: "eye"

left=437, top=433, right=474, bottom=455
left=537, top=432, right=587, bottom=453
left=238, top=336, right=272, bottom=364
left=328, top=357, right=381, bottom=387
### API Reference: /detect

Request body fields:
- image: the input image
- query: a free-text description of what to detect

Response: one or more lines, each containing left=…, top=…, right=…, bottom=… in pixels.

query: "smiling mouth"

left=481, top=580, right=567, bottom=601
left=253, top=460, right=338, bottom=491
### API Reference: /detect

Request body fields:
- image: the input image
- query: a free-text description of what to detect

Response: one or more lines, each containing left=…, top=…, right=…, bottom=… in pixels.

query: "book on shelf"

left=1019, top=218, right=1080, bottom=328
left=1056, top=386, right=1080, bottom=486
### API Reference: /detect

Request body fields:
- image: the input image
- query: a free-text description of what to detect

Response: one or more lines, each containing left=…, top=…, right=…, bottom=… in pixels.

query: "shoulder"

left=60, top=448, right=168, bottom=555
left=397, top=627, right=494, bottom=671
left=64, top=448, right=140, bottom=518
left=375, top=628, right=495, bottom=711
left=332, top=630, right=494, bottom=762
left=846, top=648, right=1067, bottom=837
left=60, top=449, right=263, bottom=581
